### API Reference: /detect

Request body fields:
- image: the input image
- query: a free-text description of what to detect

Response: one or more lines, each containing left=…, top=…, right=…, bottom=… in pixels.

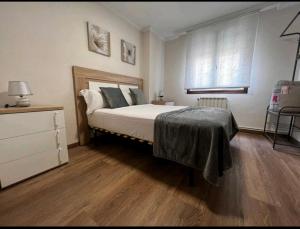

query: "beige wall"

left=164, top=7, right=300, bottom=132
left=0, top=2, right=143, bottom=145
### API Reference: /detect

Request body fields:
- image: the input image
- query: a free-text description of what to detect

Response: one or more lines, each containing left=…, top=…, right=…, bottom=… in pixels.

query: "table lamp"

left=158, top=90, right=164, bottom=101
left=8, top=81, right=33, bottom=107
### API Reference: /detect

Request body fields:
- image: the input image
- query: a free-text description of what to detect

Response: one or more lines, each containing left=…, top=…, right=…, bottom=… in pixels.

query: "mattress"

left=88, top=104, right=186, bottom=142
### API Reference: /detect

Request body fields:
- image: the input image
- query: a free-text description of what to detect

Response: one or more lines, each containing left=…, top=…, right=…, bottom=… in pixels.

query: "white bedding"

left=88, top=104, right=187, bottom=142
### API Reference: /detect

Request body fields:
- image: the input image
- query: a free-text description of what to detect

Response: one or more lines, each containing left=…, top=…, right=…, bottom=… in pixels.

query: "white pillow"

left=89, top=81, right=118, bottom=91
left=80, top=89, right=104, bottom=115
left=119, top=84, right=138, bottom=105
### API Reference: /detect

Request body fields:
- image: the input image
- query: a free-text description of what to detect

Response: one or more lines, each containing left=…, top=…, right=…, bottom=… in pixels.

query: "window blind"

left=184, top=13, right=259, bottom=90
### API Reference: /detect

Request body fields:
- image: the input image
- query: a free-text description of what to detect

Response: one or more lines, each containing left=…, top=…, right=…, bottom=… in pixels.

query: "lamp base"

left=16, top=96, right=30, bottom=107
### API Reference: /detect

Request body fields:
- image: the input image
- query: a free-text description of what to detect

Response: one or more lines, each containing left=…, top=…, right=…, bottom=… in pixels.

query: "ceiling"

left=101, top=2, right=273, bottom=40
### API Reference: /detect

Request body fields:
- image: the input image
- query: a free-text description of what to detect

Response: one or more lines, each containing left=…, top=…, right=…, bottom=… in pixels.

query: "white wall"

left=149, top=31, right=165, bottom=101
left=142, top=29, right=165, bottom=102
left=0, top=2, right=143, bottom=145
left=142, top=30, right=151, bottom=102
left=164, top=7, right=300, bottom=131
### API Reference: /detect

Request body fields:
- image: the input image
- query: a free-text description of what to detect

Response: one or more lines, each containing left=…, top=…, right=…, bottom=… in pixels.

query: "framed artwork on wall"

left=121, top=39, right=136, bottom=65
left=87, top=22, right=110, bottom=56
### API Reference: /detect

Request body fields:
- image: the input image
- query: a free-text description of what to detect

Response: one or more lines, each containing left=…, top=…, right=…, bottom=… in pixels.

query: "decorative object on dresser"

left=8, top=81, right=33, bottom=107
left=152, top=100, right=175, bottom=106
left=121, top=39, right=136, bottom=65
left=87, top=22, right=111, bottom=56
left=0, top=105, right=69, bottom=188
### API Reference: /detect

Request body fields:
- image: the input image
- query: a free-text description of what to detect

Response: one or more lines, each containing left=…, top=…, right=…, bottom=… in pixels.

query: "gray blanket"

left=153, top=106, right=238, bottom=185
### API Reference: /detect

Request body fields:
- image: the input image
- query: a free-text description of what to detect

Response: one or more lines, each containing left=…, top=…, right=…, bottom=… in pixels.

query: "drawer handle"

left=56, top=129, right=61, bottom=148
left=53, top=112, right=59, bottom=129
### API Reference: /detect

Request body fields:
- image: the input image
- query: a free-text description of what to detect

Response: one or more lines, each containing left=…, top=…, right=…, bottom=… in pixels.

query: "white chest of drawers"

left=0, top=105, right=69, bottom=188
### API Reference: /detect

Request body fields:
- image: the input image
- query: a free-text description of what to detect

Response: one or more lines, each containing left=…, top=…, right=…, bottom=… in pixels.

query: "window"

left=184, top=13, right=259, bottom=94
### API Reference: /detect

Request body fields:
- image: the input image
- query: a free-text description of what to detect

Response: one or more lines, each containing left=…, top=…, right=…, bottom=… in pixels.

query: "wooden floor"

left=0, top=132, right=299, bottom=226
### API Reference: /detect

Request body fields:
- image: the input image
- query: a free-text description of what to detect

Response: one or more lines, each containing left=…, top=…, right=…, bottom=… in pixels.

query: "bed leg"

left=188, top=168, right=195, bottom=186
left=91, top=129, right=101, bottom=146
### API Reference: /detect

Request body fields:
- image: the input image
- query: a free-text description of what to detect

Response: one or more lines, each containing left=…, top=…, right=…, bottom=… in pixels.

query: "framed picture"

left=121, top=39, right=136, bottom=65
left=87, top=22, right=110, bottom=56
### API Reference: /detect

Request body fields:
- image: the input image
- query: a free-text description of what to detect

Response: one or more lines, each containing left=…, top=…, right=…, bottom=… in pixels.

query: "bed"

left=88, top=104, right=186, bottom=142
left=72, top=66, right=238, bottom=185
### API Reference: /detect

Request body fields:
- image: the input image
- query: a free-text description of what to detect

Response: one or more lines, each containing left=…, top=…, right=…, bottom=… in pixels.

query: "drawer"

left=0, top=110, right=65, bottom=140
left=0, top=146, right=68, bottom=188
left=0, top=128, right=67, bottom=164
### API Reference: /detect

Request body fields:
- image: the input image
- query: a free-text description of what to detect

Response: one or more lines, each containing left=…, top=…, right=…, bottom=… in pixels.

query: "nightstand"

left=152, top=100, right=175, bottom=106
left=0, top=105, right=69, bottom=188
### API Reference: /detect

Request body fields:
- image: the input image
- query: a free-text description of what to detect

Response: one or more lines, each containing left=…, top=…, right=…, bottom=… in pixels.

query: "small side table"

left=152, top=100, right=175, bottom=106
left=263, top=105, right=300, bottom=150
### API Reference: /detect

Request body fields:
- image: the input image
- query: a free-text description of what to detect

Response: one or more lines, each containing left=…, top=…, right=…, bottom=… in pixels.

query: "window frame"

left=186, top=87, right=248, bottom=94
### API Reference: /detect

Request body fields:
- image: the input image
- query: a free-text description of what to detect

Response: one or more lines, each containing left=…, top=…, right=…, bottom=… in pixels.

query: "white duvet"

left=88, top=104, right=187, bottom=142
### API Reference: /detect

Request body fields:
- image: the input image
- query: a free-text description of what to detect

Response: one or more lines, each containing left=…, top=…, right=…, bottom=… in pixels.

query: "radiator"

left=197, top=97, right=229, bottom=110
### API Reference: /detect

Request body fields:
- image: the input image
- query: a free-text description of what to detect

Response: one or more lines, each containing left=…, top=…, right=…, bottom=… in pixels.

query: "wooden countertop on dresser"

left=0, top=105, right=64, bottom=114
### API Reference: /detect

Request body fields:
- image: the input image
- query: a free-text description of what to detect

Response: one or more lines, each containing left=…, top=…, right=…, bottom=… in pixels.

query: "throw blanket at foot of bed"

left=153, top=106, right=239, bottom=185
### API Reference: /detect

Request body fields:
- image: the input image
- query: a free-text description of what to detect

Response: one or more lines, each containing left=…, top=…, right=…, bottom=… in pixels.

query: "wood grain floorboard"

left=0, top=133, right=299, bottom=226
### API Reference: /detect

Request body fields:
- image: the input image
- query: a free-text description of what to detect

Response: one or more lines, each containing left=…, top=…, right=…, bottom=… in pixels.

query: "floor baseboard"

left=239, top=127, right=264, bottom=135
left=67, top=142, right=79, bottom=149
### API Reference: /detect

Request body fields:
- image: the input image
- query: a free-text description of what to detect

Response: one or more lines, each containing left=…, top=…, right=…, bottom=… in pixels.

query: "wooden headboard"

left=72, top=66, right=143, bottom=145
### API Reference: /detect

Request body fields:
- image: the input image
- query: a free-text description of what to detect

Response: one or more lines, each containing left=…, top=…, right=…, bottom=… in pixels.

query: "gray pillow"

left=129, top=88, right=147, bottom=105
left=100, top=87, right=129, bottom=108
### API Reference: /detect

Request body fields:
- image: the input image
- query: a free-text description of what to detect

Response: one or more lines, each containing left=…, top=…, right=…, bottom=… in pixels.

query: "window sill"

left=186, top=87, right=248, bottom=94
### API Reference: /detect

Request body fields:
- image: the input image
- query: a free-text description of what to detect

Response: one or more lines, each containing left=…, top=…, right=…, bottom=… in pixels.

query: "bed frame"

left=72, top=66, right=196, bottom=185
left=72, top=66, right=143, bottom=145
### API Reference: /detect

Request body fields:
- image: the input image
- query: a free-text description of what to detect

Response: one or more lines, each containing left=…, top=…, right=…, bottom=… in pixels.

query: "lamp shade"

left=8, top=81, right=33, bottom=96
